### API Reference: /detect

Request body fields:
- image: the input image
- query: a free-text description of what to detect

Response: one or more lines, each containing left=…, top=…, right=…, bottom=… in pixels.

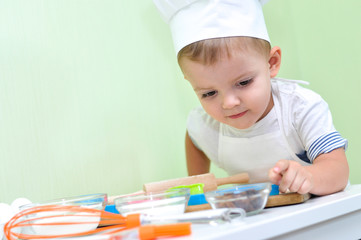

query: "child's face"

left=181, top=50, right=274, bottom=130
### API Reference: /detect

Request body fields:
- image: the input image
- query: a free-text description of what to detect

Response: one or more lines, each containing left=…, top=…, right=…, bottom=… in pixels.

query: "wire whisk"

left=3, top=204, right=192, bottom=240
left=3, top=204, right=141, bottom=239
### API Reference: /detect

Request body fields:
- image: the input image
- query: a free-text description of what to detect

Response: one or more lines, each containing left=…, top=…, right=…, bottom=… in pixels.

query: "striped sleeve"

left=307, top=131, right=348, bottom=161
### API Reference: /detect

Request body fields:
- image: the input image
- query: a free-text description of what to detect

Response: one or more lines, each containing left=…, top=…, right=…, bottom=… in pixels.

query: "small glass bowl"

left=114, top=189, right=190, bottom=216
left=18, top=193, right=107, bottom=236
left=205, top=183, right=271, bottom=215
left=20, top=193, right=108, bottom=210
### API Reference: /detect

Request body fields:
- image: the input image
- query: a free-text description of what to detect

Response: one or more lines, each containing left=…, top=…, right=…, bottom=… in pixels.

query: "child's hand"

left=268, top=159, right=313, bottom=194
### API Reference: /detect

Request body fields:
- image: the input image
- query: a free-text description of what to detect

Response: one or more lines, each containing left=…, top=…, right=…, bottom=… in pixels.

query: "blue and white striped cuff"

left=308, top=131, right=348, bottom=161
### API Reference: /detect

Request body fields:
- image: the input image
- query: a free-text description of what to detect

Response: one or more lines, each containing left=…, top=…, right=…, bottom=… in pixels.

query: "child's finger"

left=288, top=173, right=305, bottom=193
left=272, top=159, right=290, bottom=174
left=279, top=167, right=297, bottom=193
left=268, top=167, right=282, bottom=184
left=268, top=160, right=290, bottom=185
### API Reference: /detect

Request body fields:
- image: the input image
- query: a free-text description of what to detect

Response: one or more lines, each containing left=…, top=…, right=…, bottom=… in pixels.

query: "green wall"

left=0, top=0, right=360, bottom=203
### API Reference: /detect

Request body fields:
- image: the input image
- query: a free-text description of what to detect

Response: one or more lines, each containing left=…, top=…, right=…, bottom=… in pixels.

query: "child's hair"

left=177, top=36, right=271, bottom=65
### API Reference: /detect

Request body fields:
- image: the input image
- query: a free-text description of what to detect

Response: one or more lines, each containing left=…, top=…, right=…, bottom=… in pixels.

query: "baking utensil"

left=205, top=183, right=271, bottom=215
left=185, top=203, right=212, bottom=212
left=53, top=222, right=192, bottom=240
left=168, top=183, right=208, bottom=206
left=3, top=204, right=142, bottom=240
left=4, top=204, right=192, bottom=240
left=114, top=188, right=190, bottom=217
left=266, top=192, right=311, bottom=207
left=270, top=184, right=280, bottom=196
left=123, top=222, right=191, bottom=240
left=186, top=192, right=312, bottom=212
left=108, top=190, right=144, bottom=205
left=169, top=183, right=205, bottom=194
left=143, top=172, right=249, bottom=193
left=142, top=208, right=245, bottom=224
left=19, top=193, right=107, bottom=211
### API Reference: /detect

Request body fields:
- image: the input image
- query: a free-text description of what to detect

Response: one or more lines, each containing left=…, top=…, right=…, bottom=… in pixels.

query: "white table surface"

left=181, top=184, right=361, bottom=240
left=4, top=185, right=360, bottom=240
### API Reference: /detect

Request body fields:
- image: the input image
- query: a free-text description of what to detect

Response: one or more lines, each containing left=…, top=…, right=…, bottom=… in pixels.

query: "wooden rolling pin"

left=143, top=172, right=250, bottom=193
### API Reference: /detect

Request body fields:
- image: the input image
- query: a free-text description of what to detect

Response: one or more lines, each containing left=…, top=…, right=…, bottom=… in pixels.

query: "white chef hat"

left=153, top=0, right=270, bottom=55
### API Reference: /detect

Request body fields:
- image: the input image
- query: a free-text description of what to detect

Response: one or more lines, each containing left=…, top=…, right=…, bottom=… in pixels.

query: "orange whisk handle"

left=125, top=213, right=141, bottom=228
left=139, top=222, right=192, bottom=240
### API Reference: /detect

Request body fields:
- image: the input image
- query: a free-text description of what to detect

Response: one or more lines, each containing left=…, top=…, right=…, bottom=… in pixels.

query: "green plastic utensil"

left=168, top=183, right=205, bottom=195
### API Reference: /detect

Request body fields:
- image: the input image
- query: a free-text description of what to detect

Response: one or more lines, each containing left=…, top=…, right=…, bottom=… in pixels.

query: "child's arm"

left=268, top=148, right=349, bottom=195
left=185, top=131, right=210, bottom=176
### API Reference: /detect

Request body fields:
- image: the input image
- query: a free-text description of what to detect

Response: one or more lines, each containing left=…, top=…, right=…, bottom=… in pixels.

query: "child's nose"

left=222, top=93, right=241, bottom=109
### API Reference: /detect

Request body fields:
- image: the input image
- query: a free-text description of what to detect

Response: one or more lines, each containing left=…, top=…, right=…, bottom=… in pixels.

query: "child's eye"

left=201, top=91, right=217, bottom=98
left=237, top=79, right=253, bottom=86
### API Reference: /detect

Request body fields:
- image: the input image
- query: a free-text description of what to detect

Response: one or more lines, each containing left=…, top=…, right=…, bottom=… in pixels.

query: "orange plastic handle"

left=139, top=222, right=192, bottom=240
left=125, top=213, right=141, bottom=228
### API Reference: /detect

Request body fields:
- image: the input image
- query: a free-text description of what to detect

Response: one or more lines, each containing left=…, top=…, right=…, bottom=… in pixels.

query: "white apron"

left=218, top=78, right=310, bottom=183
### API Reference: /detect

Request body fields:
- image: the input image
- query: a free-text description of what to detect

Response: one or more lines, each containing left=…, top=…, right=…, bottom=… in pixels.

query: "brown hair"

left=177, top=36, right=271, bottom=66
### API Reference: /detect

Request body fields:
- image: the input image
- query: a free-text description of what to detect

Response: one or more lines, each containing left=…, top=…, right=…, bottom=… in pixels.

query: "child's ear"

left=269, top=46, right=281, bottom=78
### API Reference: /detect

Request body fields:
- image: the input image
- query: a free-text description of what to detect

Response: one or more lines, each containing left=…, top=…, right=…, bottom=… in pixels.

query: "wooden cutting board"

left=265, top=192, right=311, bottom=207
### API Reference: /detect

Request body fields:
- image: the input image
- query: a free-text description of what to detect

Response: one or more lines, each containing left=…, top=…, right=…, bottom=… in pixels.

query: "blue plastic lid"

left=187, top=193, right=208, bottom=206
left=270, top=184, right=279, bottom=196
left=104, top=204, right=120, bottom=214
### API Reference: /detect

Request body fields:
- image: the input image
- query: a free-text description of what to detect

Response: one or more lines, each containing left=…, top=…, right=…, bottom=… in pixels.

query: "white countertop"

left=4, top=185, right=360, bottom=240
left=184, top=184, right=361, bottom=240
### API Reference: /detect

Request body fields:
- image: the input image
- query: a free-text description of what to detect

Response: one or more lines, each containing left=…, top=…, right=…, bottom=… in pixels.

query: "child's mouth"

left=228, top=110, right=248, bottom=119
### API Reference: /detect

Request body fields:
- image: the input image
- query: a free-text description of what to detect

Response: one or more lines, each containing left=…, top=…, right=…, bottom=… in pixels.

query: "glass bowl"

left=20, top=193, right=107, bottom=210
left=18, top=193, right=107, bottom=236
left=114, top=189, right=190, bottom=216
left=205, top=183, right=271, bottom=215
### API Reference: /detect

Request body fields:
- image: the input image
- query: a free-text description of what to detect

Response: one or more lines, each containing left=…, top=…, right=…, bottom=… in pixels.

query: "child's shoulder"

left=271, top=78, right=325, bottom=106
left=271, top=79, right=331, bottom=127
